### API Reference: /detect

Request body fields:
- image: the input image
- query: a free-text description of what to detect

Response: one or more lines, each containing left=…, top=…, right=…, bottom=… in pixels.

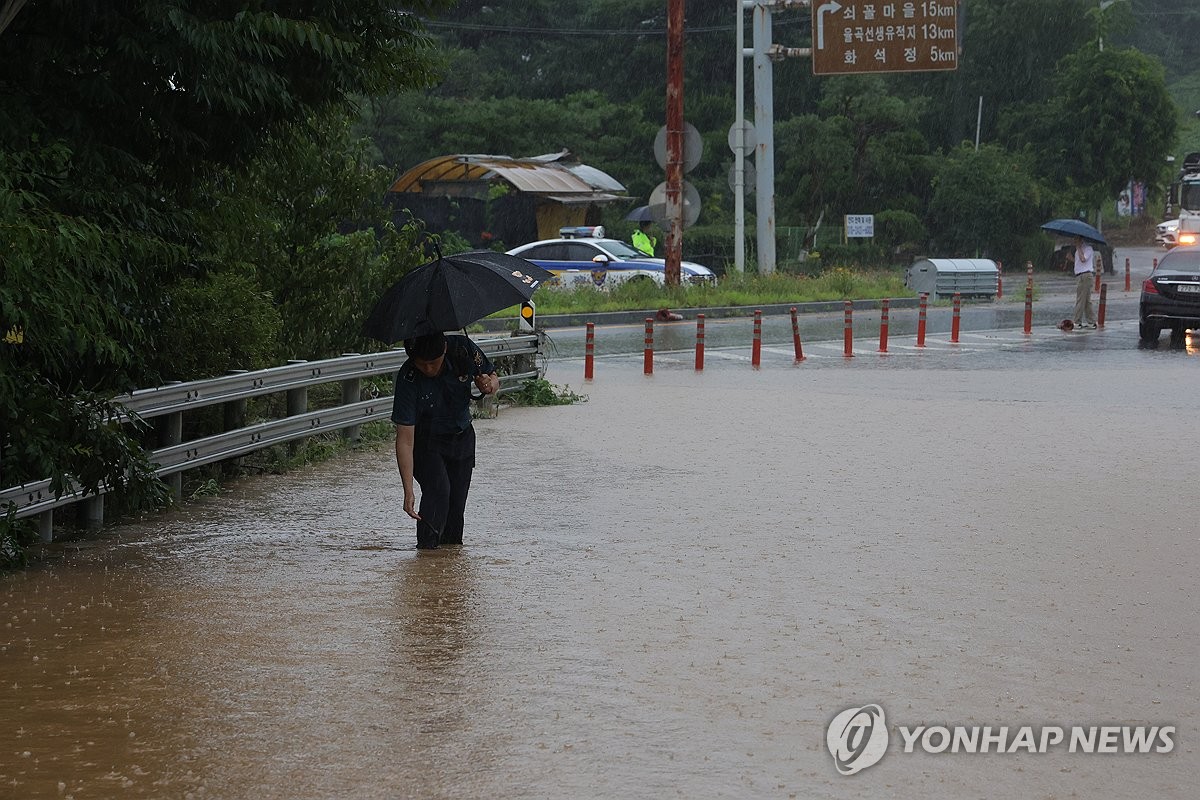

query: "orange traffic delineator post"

left=1023, top=268, right=1034, bottom=335
left=843, top=300, right=854, bottom=358
left=996, top=260, right=1003, bottom=299
left=916, top=293, right=928, bottom=348
left=752, top=309, right=762, bottom=369
left=1098, top=284, right=1108, bottom=328
left=878, top=298, right=890, bottom=353
left=1094, top=263, right=1101, bottom=293
left=643, top=317, right=654, bottom=375
left=951, top=293, right=962, bottom=343
left=1153, top=257, right=1159, bottom=272
left=584, top=322, right=595, bottom=381
left=1124, top=257, right=1131, bottom=292
left=790, top=307, right=805, bottom=362
left=695, top=313, right=705, bottom=371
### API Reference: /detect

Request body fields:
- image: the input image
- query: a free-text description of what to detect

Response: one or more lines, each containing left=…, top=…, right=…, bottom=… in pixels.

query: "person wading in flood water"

left=391, top=331, right=499, bottom=549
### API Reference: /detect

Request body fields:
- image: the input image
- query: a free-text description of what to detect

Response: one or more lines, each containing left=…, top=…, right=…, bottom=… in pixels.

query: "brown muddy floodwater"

left=2, top=344, right=1198, bottom=799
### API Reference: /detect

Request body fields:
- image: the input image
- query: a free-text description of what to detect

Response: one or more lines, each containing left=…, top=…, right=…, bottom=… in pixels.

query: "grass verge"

left=492, top=267, right=911, bottom=317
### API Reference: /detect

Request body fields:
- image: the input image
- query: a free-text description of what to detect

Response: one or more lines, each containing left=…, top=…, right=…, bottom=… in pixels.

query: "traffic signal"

left=519, top=301, right=536, bottom=332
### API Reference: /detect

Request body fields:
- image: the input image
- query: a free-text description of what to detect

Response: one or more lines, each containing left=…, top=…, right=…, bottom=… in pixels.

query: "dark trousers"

left=412, top=426, right=476, bottom=548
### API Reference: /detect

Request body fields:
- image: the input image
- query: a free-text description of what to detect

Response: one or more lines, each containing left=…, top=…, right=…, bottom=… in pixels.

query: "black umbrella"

left=363, top=250, right=553, bottom=343
left=624, top=205, right=654, bottom=222
left=1040, top=218, right=1107, bottom=246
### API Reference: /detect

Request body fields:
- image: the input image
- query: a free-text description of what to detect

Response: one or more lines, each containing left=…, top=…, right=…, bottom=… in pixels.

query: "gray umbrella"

left=624, top=205, right=654, bottom=222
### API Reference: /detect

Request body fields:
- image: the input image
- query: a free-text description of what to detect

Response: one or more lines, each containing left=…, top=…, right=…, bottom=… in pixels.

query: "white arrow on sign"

left=816, top=1, right=842, bottom=50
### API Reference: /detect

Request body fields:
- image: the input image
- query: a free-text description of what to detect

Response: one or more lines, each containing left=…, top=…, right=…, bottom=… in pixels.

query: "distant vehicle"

left=1155, top=218, right=1180, bottom=249
left=1166, top=152, right=1200, bottom=244
left=506, top=227, right=716, bottom=290
left=1139, top=245, right=1200, bottom=343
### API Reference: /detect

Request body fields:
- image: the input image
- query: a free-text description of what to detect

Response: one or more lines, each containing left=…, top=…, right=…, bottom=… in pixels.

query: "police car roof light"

left=559, top=225, right=605, bottom=240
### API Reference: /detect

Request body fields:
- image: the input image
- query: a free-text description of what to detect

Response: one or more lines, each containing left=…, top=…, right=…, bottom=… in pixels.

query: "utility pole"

left=665, top=0, right=685, bottom=287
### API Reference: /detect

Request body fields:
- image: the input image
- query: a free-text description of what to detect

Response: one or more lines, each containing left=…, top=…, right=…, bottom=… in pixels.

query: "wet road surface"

left=3, top=290, right=1198, bottom=799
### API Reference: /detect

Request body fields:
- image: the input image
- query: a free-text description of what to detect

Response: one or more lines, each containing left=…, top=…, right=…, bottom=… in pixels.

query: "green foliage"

left=875, top=210, right=928, bottom=253
left=508, top=378, right=586, bottom=407
left=0, top=509, right=37, bottom=571
left=1, top=2, right=459, bottom=564
left=1, top=145, right=176, bottom=538
left=927, top=144, right=1046, bottom=266
left=155, top=270, right=283, bottom=381
left=809, top=243, right=892, bottom=271
left=1052, top=47, right=1178, bottom=204
left=362, top=89, right=658, bottom=199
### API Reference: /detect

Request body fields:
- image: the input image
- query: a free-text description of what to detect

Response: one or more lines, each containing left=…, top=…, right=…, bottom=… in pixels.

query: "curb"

left=475, top=273, right=1132, bottom=333
left=476, top=297, right=928, bottom=332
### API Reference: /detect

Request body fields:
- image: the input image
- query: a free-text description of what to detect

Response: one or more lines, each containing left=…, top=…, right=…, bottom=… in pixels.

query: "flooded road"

left=3, top=323, right=1198, bottom=798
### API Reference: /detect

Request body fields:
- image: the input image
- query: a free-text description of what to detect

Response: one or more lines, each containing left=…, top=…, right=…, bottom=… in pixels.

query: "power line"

left=422, top=17, right=807, bottom=38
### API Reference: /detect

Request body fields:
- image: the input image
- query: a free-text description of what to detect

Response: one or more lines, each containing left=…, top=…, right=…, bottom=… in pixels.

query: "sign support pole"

left=752, top=1, right=776, bottom=275
left=733, top=0, right=746, bottom=273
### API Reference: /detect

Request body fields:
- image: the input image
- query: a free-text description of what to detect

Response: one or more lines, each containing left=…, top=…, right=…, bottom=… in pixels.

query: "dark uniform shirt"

left=391, top=338, right=495, bottom=436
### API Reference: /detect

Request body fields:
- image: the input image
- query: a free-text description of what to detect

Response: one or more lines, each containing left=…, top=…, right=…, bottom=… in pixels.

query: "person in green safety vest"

left=631, top=220, right=657, bottom=256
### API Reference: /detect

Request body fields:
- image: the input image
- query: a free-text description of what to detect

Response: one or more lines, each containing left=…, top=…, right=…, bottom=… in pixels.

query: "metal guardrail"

left=2, top=334, right=541, bottom=527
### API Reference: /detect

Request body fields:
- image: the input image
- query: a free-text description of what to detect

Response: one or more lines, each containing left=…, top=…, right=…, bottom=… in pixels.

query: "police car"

left=506, top=227, right=716, bottom=290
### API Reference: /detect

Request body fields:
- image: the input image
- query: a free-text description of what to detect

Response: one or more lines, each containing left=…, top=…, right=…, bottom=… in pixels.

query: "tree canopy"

left=1, top=1, right=454, bottom=556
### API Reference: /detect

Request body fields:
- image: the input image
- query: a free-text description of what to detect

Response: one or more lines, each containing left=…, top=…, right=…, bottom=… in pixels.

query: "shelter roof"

left=389, top=150, right=626, bottom=203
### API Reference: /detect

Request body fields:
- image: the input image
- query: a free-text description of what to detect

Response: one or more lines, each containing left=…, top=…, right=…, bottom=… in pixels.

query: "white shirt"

left=1074, top=243, right=1095, bottom=275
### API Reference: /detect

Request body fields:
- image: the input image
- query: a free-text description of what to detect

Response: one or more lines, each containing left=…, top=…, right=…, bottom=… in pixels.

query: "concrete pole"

left=752, top=1, right=776, bottom=274
left=733, top=0, right=746, bottom=273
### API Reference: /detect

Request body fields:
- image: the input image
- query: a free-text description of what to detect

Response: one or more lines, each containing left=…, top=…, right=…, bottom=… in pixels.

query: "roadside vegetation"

left=505, top=267, right=911, bottom=316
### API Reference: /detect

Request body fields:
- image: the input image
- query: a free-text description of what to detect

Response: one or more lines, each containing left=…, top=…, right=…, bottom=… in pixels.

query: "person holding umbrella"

left=392, top=332, right=498, bottom=549
left=1040, top=218, right=1106, bottom=331
left=632, top=219, right=658, bottom=257
left=1071, top=235, right=1098, bottom=329
left=362, top=248, right=552, bottom=549
left=626, top=206, right=658, bottom=257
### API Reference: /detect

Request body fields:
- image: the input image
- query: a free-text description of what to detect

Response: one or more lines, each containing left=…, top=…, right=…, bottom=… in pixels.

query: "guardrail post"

left=339, top=356, right=362, bottom=444
left=511, top=329, right=539, bottom=380
left=222, top=370, right=249, bottom=473
left=161, top=380, right=184, bottom=500
left=37, top=510, right=53, bottom=543
left=81, top=496, right=104, bottom=530
left=286, top=360, right=309, bottom=455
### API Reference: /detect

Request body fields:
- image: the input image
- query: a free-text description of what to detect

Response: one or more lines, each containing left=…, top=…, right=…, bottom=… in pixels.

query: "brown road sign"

left=812, top=0, right=960, bottom=76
